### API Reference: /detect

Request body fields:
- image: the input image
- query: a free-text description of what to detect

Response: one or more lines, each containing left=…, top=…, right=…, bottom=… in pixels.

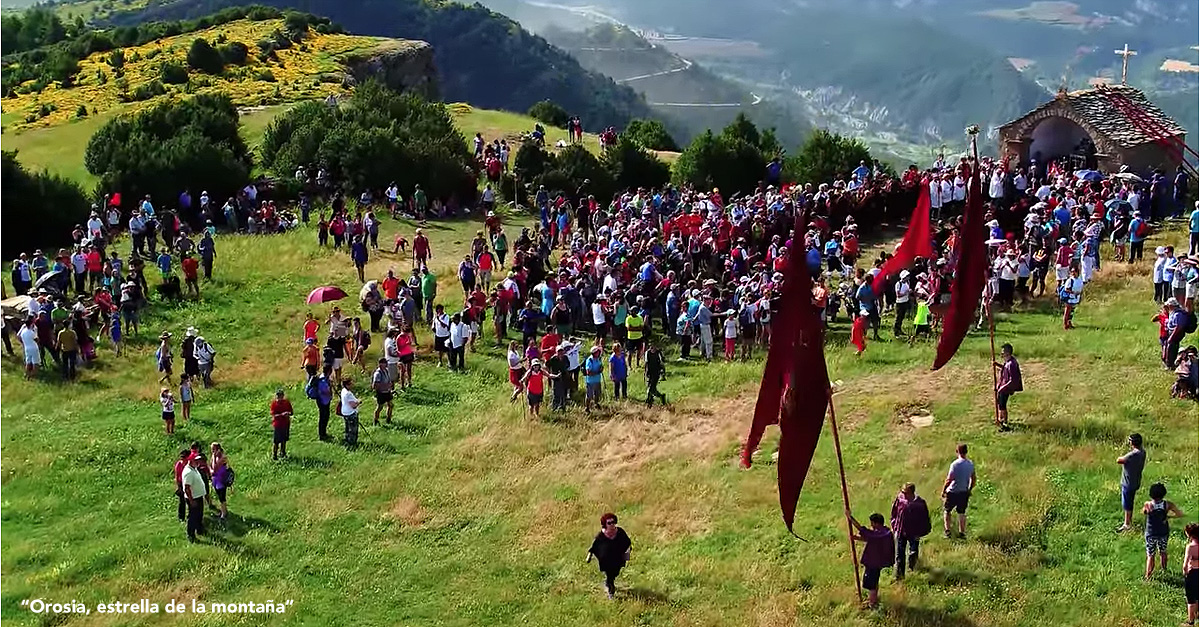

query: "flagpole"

left=828, top=389, right=863, bottom=604
left=987, top=302, right=1000, bottom=427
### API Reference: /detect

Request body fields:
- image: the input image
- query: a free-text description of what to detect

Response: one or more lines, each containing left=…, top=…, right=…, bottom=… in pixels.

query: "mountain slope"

left=95, top=0, right=655, bottom=129
left=540, top=23, right=810, bottom=146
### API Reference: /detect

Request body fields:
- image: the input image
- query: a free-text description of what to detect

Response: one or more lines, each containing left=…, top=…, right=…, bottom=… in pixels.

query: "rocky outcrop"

left=340, top=40, right=438, bottom=100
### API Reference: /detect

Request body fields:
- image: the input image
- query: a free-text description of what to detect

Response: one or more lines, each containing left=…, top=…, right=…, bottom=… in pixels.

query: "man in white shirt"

left=893, top=270, right=912, bottom=337
left=929, top=178, right=944, bottom=214
left=86, top=211, right=104, bottom=241
left=339, top=378, right=361, bottom=448
left=592, top=295, right=609, bottom=342
left=428, top=302, right=451, bottom=363
left=181, top=455, right=207, bottom=541
left=989, top=169, right=1005, bottom=201
left=448, top=312, right=469, bottom=371
left=1013, top=170, right=1028, bottom=194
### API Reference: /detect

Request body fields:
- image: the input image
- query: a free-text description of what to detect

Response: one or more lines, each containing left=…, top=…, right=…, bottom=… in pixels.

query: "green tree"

left=2, top=151, right=91, bottom=258
left=218, top=41, right=249, bottom=66
left=623, top=118, right=679, bottom=152
left=784, top=129, right=872, bottom=186
left=603, top=134, right=670, bottom=191
left=41, top=49, right=79, bottom=86
left=541, top=145, right=614, bottom=203
left=672, top=129, right=765, bottom=194
left=187, top=37, right=225, bottom=74
left=84, top=93, right=251, bottom=205
left=720, top=112, right=760, bottom=148
left=261, top=80, right=475, bottom=203
left=527, top=100, right=568, bottom=128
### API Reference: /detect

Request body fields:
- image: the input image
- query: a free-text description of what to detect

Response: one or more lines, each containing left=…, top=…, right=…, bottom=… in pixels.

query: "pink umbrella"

left=306, top=286, right=348, bottom=305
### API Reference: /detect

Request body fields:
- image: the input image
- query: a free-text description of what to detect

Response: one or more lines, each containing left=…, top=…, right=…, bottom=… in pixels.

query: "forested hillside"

left=95, top=0, right=654, bottom=129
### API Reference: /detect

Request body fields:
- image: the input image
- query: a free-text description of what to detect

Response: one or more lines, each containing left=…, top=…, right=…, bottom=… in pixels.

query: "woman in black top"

left=587, top=512, right=632, bottom=600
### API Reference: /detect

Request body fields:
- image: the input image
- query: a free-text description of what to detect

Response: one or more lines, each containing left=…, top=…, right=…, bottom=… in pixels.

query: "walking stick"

left=828, top=389, right=863, bottom=604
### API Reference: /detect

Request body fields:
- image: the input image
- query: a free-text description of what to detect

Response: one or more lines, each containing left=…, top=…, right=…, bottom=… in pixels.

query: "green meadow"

left=1, top=205, right=1196, bottom=626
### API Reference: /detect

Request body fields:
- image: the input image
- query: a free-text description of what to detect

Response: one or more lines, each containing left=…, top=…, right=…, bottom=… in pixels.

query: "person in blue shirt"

left=156, top=251, right=172, bottom=282
left=584, top=345, right=605, bottom=411
left=855, top=274, right=881, bottom=341
left=665, top=287, right=680, bottom=339
left=140, top=195, right=155, bottom=217
left=766, top=158, right=783, bottom=186
left=608, top=344, right=628, bottom=400
left=675, top=310, right=692, bottom=359
left=351, top=236, right=369, bottom=283
left=1129, top=211, right=1148, bottom=263
left=853, top=160, right=871, bottom=182
left=1054, top=204, right=1071, bottom=230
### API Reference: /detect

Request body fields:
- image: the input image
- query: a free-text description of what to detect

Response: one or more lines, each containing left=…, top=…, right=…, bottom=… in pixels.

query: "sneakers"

left=943, top=530, right=952, bottom=539
left=1116, top=524, right=1133, bottom=533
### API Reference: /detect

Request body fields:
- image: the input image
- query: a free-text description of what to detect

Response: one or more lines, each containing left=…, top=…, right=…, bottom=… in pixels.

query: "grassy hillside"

left=2, top=99, right=675, bottom=189
left=1, top=18, right=407, bottom=131
left=97, top=0, right=654, bottom=130
left=0, top=214, right=1195, bottom=625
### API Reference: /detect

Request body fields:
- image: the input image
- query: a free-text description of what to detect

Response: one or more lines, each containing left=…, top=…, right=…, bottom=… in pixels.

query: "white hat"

left=900, top=270, right=910, bottom=279
left=1155, top=246, right=1166, bottom=255
left=185, top=327, right=197, bottom=337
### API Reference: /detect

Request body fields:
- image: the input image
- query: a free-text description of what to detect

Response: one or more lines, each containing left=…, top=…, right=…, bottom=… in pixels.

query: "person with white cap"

left=520, top=358, right=554, bottom=418
left=893, top=270, right=912, bottom=337
left=1153, top=247, right=1169, bottom=303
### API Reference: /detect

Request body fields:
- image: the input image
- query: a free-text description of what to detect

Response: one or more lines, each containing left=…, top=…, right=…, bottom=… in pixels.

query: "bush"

left=623, top=118, right=679, bottom=152
left=128, top=79, right=166, bottom=101
left=256, top=69, right=276, bottom=82
left=527, top=99, right=568, bottom=128
left=260, top=80, right=476, bottom=204
left=76, top=104, right=88, bottom=118
left=603, top=134, right=670, bottom=191
left=107, top=48, right=125, bottom=69
left=159, top=60, right=188, bottom=84
left=784, top=129, right=872, bottom=186
left=84, top=93, right=251, bottom=208
left=186, top=37, right=224, bottom=73
left=1, top=151, right=91, bottom=258
left=218, top=41, right=249, bottom=66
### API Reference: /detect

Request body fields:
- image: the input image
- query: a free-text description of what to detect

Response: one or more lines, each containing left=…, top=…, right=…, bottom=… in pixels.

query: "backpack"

left=305, top=375, right=320, bottom=400
left=1136, top=221, right=1150, bottom=238
left=225, top=467, right=235, bottom=487
left=1185, top=311, right=1198, bottom=335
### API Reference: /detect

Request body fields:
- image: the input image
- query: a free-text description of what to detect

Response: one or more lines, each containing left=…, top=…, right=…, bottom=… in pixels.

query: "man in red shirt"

left=381, top=270, right=401, bottom=301
left=270, top=389, right=293, bottom=460
left=413, top=229, right=431, bottom=269
left=85, top=245, right=104, bottom=291
left=181, top=253, right=200, bottom=297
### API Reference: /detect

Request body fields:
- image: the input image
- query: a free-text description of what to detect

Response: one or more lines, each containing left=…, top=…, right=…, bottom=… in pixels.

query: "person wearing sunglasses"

left=586, top=512, right=632, bottom=600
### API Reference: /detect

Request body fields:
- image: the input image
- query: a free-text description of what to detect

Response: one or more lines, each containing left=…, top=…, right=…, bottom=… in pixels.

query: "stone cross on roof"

left=1114, top=44, right=1137, bottom=85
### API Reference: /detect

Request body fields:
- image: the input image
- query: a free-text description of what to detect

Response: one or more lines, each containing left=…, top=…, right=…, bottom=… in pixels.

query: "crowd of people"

left=6, top=121, right=1197, bottom=614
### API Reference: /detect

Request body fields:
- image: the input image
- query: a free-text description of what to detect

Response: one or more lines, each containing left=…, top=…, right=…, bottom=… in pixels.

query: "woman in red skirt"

left=507, top=340, right=525, bottom=402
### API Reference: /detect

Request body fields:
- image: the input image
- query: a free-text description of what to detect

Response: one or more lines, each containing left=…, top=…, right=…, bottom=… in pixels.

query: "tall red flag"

left=741, top=210, right=831, bottom=534
left=872, top=185, right=933, bottom=294
left=742, top=210, right=809, bottom=469
left=777, top=307, right=830, bottom=533
left=932, top=143, right=986, bottom=370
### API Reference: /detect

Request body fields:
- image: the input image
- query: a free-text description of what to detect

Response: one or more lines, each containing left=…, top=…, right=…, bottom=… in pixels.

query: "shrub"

left=527, top=99, right=568, bottom=128
left=1, top=151, right=92, bottom=258
left=129, top=80, right=166, bottom=101
left=186, top=37, right=224, bottom=74
left=256, top=69, right=276, bottom=82
left=76, top=104, right=88, bottom=118
left=624, top=118, right=679, bottom=152
left=159, top=60, right=188, bottom=85
left=218, top=41, right=249, bottom=66
left=84, top=93, right=251, bottom=208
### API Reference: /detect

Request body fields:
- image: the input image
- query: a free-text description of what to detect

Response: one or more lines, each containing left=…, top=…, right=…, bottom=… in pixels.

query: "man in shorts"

left=372, top=358, right=394, bottom=425
left=431, top=304, right=451, bottom=367
left=584, top=344, right=604, bottom=412
left=940, top=443, right=976, bottom=539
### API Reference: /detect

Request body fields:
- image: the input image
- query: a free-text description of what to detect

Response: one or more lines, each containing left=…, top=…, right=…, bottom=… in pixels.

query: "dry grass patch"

left=384, top=495, right=428, bottom=528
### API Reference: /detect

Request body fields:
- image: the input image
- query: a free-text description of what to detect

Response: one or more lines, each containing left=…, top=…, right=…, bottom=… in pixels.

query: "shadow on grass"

left=883, top=604, right=977, bottom=627
left=398, top=385, right=459, bottom=406
left=219, top=512, right=279, bottom=538
left=1023, top=416, right=1126, bottom=445
left=624, top=586, right=673, bottom=606
left=923, top=566, right=991, bottom=588
left=283, top=455, right=334, bottom=470
left=381, top=420, right=431, bottom=437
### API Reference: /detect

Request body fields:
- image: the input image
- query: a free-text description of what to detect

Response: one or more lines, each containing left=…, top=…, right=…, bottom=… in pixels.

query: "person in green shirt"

left=909, top=300, right=931, bottom=346
left=420, top=268, right=437, bottom=321
left=50, top=301, right=70, bottom=326
left=625, top=307, right=645, bottom=369
left=492, top=229, right=509, bottom=268
left=413, top=185, right=428, bottom=221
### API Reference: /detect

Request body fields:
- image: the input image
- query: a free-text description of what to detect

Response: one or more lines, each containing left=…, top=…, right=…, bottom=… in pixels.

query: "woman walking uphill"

left=587, top=512, right=632, bottom=600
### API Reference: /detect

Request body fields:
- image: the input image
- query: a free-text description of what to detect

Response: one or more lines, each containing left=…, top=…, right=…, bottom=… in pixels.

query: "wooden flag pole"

left=827, top=388, right=863, bottom=604
left=988, top=302, right=1000, bottom=428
